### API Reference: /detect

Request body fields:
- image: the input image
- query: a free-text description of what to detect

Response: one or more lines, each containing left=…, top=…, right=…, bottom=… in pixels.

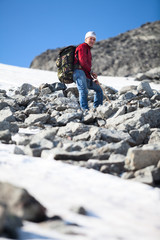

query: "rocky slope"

left=0, top=81, right=160, bottom=187
left=0, top=79, right=160, bottom=237
left=30, top=21, right=160, bottom=77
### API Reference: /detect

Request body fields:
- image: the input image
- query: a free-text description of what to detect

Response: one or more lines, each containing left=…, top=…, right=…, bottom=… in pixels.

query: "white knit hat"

left=85, top=31, right=96, bottom=40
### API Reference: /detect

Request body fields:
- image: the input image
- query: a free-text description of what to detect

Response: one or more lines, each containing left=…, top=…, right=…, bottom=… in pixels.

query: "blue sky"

left=0, top=0, right=159, bottom=68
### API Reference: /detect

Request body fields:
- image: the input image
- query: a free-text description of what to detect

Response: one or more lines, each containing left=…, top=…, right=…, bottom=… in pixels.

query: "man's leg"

left=73, top=70, right=89, bottom=110
left=87, top=79, right=103, bottom=108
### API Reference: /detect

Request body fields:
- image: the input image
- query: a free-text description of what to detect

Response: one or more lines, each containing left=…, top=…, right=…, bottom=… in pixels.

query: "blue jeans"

left=73, top=69, right=103, bottom=110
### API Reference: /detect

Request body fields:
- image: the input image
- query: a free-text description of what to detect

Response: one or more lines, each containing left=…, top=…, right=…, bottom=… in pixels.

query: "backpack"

left=56, top=45, right=76, bottom=84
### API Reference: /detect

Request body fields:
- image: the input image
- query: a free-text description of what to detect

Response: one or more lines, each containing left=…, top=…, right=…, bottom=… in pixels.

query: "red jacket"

left=74, top=43, right=92, bottom=79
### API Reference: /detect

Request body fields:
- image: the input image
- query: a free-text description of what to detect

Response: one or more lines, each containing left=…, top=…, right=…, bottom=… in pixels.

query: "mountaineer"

left=73, top=31, right=103, bottom=110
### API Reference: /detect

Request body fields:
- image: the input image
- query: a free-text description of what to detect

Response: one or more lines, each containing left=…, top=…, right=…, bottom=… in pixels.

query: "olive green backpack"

left=56, top=45, right=76, bottom=84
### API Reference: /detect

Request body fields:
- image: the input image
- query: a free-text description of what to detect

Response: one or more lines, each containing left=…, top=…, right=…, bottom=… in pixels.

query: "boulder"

left=16, top=83, right=36, bottom=96
left=148, top=129, right=160, bottom=144
left=0, top=107, right=16, bottom=122
left=93, top=140, right=130, bottom=159
left=57, top=122, right=90, bottom=138
left=137, top=81, right=154, bottom=98
left=0, top=182, right=47, bottom=222
left=136, top=67, right=160, bottom=83
left=24, top=113, right=50, bottom=126
left=125, top=144, right=160, bottom=170
left=56, top=112, right=82, bottom=126
left=118, top=85, right=137, bottom=95
left=0, top=121, right=19, bottom=133
left=129, top=124, right=150, bottom=145
left=0, top=130, right=11, bottom=143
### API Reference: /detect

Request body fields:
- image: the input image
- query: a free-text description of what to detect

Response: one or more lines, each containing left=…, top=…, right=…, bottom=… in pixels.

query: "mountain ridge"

left=30, top=21, right=160, bottom=77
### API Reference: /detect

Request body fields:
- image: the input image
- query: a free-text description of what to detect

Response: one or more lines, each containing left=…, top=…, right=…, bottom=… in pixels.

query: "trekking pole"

left=93, top=78, right=111, bottom=103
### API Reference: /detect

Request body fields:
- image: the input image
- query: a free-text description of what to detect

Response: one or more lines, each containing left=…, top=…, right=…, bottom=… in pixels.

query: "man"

left=73, top=31, right=103, bottom=110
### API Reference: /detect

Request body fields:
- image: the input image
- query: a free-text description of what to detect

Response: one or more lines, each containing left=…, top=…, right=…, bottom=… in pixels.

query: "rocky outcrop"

left=0, top=80, right=160, bottom=188
left=30, top=21, right=160, bottom=78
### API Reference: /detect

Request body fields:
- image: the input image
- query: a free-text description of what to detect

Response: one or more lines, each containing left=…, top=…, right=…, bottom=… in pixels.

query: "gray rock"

left=39, top=82, right=66, bottom=93
left=13, top=134, right=31, bottom=146
left=14, top=146, right=25, bottom=155
left=70, top=206, right=88, bottom=215
left=118, top=85, right=137, bottom=95
left=73, top=132, right=90, bottom=141
left=89, top=127, right=102, bottom=141
left=24, top=138, right=54, bottom=157
left=0, top=130, right=11, bottom=142
left=134, top=165, right=155, bottom=185
left=125, top=144, right=160, bottom=170
left=93, top=140, right=130, bottom=159
left=133, top=164, right=160, bottom=185
left=96, top=104, right=118, bottom=119
left=25, top=106, right=41, bottom=115
left=0, top=182, right=47, bottom=222
left=137, top=81, right=154, bottom=98
left=151, top=92, right=160, bottom=101
left=13, top=94, right=37, bottom=107
left=99, top=127, right=133, bottom=144
left=52, top=148, right=92, bottom=161
left=50, top=82, right=67, bottom=91
left=24, top=101, right=41, bottom=115
left=152, top=164, right=160, bottom=183
left=40, top=87, right=52, bottom=95
left=62, top=141, right=85, bottom=152
left=121, top=171, right=135, bottom=180
left=136, top=67, right=160, bottom=83
left=52, top=97, right=80, bottom=111
left=56, top=112, right=82, bottom=126
left=129, top=124, right=150, bottom=145
left=0, top=98, right=20, bottom=111
left=96, top=118, right=106, bottom=127
left=100, top=154, right=125, bottom=175
left=0, top=121, right=19, bottom=133
left=32, top=128, right=58, bottom=142
left=138, top=98, right=151, bottom=108
left=82, top=112, right=96, bottom=124
left=0, top=100, right=12, bottom=111
left=148, top=129, right=160, bottom=144
left=14, top=111, right=26, bottom=122
left=0, top=107, right=16, bottom=122
left=17, top=83, right=36, bottom=96
left=24, top=113, right=50, bottom=126
left=119, top=92, right=136, bottom=101
left=64, top=87, right=79, bottom=98
left=112, top=105, right=127, bottom=118
left=29, top=138, right=53, bottom=149
left=57, top=122, right=89, bottom=138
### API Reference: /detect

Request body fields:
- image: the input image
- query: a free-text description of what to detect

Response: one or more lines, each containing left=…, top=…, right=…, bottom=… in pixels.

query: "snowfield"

left=0, top=63, right=160, bottom=240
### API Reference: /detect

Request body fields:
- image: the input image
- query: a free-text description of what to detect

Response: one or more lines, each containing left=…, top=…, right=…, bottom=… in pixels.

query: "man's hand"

left=91, top=72, right=97, bottom=79
left=91, top=72, right=99, bottom=84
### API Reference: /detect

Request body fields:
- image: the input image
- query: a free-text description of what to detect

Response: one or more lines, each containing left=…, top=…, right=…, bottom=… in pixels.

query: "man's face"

left=85, top=36, right=96, bottom=47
